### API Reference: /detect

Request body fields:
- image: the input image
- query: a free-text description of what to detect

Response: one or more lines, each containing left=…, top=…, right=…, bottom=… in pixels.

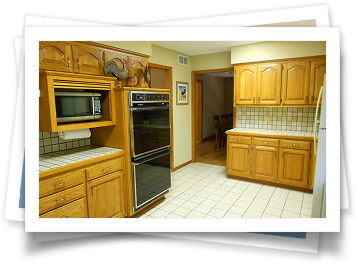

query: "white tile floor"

left=138, top=162, right=313, bottom=219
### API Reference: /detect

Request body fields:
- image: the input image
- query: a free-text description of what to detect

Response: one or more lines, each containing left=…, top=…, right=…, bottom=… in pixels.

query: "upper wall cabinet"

left=309, top=59, right=326, bottom=105
left=281, top=60, right=310, bottom=105
left=39, top=41, right=149, bottom=82
left=233, top=56, right=326, bottom=107
left=72, top=44, right=104, bottom=75
left=234, top=65, right=257, bottom=105
left=39, top=42, right=73, bottom=73
left=257, top=63, right=282, bottom=105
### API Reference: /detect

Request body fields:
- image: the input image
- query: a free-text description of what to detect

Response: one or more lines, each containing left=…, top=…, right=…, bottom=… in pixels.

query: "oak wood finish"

left=234, top=65, right=257, bottom=105
left=72, top=44, right=104, bottom=75
left=40, top=198, right=88, bottom=218
left=226, top=132, right=316, bottom=192
left=85, top=156, right=124, bottom=181
left=257, top=63, right=282, bottom=105
left=39, top=41, right=73, bottom=72
left=310, top=59, right=326, bottom=105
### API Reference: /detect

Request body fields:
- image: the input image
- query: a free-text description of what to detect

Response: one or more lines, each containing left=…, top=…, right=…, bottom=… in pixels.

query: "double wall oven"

left=129, top=91, right=172, bottom=213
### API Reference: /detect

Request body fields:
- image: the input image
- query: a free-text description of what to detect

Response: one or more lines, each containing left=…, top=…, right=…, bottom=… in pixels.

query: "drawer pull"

left=236, top=139, right=243, bottom=142
left=103, top=167, right=112, bottom=172
left=56, top=197, right=68, bottom=203
left=292, top=144, right=299, bottom=147
left=263, top=141, right=269, bottom=144
left=54, top=182, right=66, bottom=187
left=65, top=216, right=69, bottom=218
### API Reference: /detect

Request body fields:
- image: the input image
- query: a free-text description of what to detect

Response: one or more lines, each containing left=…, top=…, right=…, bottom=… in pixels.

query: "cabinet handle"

left=258, top=97, right=260, bottom=103
left=263, top=141, right=269, bottom=144
left=305, top=96, right=308, bottom=103
left=54, top=182, right=66, bottom=187
left=56, top=197, right=68, bottom=203
left=67, top=57, right=70, bottom=68
left=236, top=139, right=242, bottom=142
left=292, top=144, right=299, bottom=147
left=311, top=96, right=314, bottom=102
left=91, top=187, right=94, bottom=196
left=103, top=167, right=112, bottom=172
left=65, top=216, right=69, bottom=218
left=253, top=97, right=255, bottom=104
left=77, top=59, right=80, bottom=69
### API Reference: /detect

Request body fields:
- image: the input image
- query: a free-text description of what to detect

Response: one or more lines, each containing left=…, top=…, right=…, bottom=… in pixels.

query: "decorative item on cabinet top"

left=104, top=60, right=129, bottom=81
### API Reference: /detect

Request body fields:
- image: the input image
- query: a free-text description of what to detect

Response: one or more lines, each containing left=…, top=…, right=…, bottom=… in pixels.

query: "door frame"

left=148, top=62, right=174, bottom=170
left=196, top=80, right=203, bottom=144
left=191, top=67, right=235, bottom=162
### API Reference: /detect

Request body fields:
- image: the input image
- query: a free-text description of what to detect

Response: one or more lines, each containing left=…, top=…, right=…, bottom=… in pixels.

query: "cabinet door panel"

left=87, top=171, right=126, bottom=218
left=252, top=146, right=278, bottom=182
left=72, top=45, right=104, bottom=75
left=234, top=65, right=257, bottom=105
left=257, top=63, right=282, bottom=105
left=310, top=59, right=326, bottom=105
left=39, top=41, right=73, bottom=72
left=227, top=143, right=251, bottom=177
left=278, top=148, right=310, bottom=187
left=282, top=60, right=310, bottom=105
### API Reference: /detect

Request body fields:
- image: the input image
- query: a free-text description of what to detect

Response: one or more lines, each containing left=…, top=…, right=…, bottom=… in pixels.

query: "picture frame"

left=176, top=81, right=189, bottom=105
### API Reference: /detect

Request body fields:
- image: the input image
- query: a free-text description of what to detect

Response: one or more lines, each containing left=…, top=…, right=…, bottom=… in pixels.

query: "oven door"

left=129, top=106, right=171, bottom=158
left=132, top=149, right=172, bottom=212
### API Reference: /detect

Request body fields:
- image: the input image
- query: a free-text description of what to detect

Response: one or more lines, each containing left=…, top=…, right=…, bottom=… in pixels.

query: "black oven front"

left=129, top=91, right=171, bottom=158
left=129, top=91, right=172, bottom=213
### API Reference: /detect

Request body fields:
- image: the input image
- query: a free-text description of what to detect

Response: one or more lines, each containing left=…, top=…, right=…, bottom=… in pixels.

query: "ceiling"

left=151, top=41, right=265, bottom=56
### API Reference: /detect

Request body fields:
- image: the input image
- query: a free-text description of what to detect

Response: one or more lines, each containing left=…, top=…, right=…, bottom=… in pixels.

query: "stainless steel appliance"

left=129, top=91, right=172, bottom=212
left=55, top=91, right=102, bottom=123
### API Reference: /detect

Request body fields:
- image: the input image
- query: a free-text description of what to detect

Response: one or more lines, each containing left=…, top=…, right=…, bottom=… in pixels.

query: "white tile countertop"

left=226, top=128, right=315, bottom=138
left=39, top=145, right=123, bottom=172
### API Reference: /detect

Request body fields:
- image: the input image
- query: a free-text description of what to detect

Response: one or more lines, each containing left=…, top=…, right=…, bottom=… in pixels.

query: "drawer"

left=280, top=139, right=311, bottom=150
left=228, top=135, right=251, bottom=145
left=39, top=184, right=86, bottom=215
left=85, top=156, right=124, bottom=181
left=253, top=137, right=280, bottom=147
left=40, top=198, right=87, bottom=218
left=39, top=169, right=85, bottom=198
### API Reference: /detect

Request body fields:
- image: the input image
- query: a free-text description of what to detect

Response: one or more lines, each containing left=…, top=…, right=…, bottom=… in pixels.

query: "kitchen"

left=38, top=40, right=326, bottom=219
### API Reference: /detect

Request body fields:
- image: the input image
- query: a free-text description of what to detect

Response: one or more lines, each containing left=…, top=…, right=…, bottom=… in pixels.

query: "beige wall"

left=148, top=44, right=192, bottom=168
left=95, top=41, right=152, bottom=57
left=231, top=41, right=326, bottom=64
left=191, top=51, right=233, bottom=71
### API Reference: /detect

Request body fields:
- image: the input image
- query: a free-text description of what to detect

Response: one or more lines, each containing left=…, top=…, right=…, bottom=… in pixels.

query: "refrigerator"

left=311, top=74, right=326, bottom=218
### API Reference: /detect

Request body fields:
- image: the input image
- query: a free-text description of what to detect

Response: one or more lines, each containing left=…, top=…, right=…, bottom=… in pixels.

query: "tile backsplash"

left=236, top=107, right=320, bottom=132
left=39, top=131, right=91, bottom=155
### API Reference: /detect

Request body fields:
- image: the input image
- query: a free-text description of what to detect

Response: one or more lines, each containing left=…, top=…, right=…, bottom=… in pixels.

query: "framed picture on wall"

left=176, top=81, right=189, bottom=105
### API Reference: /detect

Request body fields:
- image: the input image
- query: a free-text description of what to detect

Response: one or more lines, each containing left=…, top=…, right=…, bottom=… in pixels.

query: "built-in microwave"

left=55, top=91, right=102, bottom=123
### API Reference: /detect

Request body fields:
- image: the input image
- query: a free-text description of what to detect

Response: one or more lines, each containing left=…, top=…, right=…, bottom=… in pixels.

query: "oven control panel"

left=132, top=92, right=170, bottom=103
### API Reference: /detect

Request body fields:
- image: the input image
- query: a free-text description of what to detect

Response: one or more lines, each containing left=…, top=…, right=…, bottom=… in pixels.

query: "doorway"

left=192, top=68, right=235, bottom=166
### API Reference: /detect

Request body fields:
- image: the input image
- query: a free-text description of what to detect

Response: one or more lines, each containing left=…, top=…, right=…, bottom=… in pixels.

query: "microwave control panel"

left=94, top=97, right=102, bottom=114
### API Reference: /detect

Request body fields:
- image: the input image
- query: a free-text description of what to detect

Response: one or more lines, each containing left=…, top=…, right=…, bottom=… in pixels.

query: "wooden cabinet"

left=87, top=171, right=126, bottom=218
left=252, top=138, right=279, bottom=182
left=234, top=65, right=257, bottom=105
left=227, top=143, right=251, bottom=178
left=233, top=56, right=325, bottom=107
left=257, top=63, right=282, bottom=105
left=309, top=59, right=326, bottom=105
left=279, top=148, right=310, bottom=188
left=39, top=151, right=126, bottom=218
left=281, top=60, right=311, bottom=105
left=226, top=132, right=315, bottom=191
left=39, top=41, right=73, bottom=72
left=72, top=44, right=104, bottom=75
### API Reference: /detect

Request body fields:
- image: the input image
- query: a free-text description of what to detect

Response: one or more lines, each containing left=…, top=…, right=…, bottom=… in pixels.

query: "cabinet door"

left=281, top=60, right=310, bottom=105
left=128, top=55, right=149, bottom=88
left=227, top=143, right=251, bottom=177
left=72, top=44, right=104, bottom=75
left=257, top=63, right=282, bottom=105
left=252, top=145, right=278, bottom=182
left=234, top=65, right=257, bottom=105
left=39, top=41, right=73, bottom=72
left=278, top=148, right=310, bottom=188
left=87, top=171, right=126, bottom=218
left=309, top=59, right=326, bottom=105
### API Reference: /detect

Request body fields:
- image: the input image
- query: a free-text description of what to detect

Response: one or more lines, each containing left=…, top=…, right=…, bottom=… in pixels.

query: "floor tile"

left=139, top=162, right=316, bottom=219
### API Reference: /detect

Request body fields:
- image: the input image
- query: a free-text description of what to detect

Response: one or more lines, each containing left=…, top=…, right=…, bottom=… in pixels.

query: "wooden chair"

left=227, top=113, right=233, bottom=124
left=213, top=115, right=227, bottom=151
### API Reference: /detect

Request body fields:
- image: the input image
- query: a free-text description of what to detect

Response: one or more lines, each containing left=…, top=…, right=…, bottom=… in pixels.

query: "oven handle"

left=129, top=105, right=172, bottom=111
left=132, top=150, right=172, bottom=166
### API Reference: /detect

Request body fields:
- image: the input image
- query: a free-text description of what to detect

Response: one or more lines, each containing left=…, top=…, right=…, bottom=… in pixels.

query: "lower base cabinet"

left=278, top=148, right=310, bottom=188
left=226, top=134, right=315, bottom=191
left=86, top=171, right=126, bottom=218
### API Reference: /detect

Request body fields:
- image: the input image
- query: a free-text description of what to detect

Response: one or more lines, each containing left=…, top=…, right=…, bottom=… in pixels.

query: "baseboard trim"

left=172, top=160, right=192, bottom=172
